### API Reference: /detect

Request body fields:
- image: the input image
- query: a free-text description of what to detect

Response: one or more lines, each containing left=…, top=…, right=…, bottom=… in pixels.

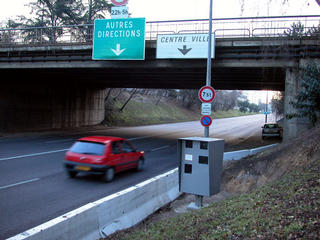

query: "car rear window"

left=265, top=124, right=278, bottom=128
left=69, top=141, right=106, bottom=155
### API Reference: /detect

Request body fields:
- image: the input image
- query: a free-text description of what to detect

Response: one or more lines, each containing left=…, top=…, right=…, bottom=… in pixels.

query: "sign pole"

left=204, top=0, right=213, bottom=139
left=196, top=0, right=213, bottom=209
left=265, top=91, right=269, bottom=123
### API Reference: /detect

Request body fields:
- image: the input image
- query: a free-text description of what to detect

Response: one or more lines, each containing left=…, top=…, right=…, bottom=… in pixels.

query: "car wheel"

left=103, top=168, right=115, bottom=182
left=136, top=159, right=144, bottom=171
left=67, top=170, right=77, bottom=178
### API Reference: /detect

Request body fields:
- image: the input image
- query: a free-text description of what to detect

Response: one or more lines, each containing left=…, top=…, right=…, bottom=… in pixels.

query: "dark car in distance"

left=64, top=136, right=145, bottom=182
left=261, top=123, right=283, bottom=140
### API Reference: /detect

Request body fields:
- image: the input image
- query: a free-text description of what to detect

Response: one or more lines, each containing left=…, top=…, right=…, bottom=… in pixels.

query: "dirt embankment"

left=222, top=125, right=320, bottom=194
left=104, top=125, right=320, bottom=238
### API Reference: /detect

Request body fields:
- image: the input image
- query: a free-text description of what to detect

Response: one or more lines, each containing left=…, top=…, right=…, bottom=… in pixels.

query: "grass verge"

left=104, top=158, right=320, bottom=240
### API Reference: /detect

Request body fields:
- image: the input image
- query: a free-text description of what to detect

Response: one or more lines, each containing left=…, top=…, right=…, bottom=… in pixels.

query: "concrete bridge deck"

left=1, top=37, right=320, bottom=90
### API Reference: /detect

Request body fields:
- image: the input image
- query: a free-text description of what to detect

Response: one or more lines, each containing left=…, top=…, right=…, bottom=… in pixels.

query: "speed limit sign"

left=199, top=86, right=215, bottom=103
left=111, top=0, right=128, bottom=6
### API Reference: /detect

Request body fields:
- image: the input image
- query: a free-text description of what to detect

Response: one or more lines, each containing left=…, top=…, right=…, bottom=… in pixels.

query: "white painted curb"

left=8, top=144, right=278, bottom=240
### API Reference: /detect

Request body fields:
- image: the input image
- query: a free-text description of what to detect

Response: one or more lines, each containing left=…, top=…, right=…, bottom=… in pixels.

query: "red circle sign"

left=200, top=115, right=212, bottom=127
left=111, top=0, right=128, bottom=6
left=199, top=86, right=215, bottom=103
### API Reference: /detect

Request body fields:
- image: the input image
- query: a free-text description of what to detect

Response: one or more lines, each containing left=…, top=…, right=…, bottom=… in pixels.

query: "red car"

left=64, top=136, right=145, bottom=182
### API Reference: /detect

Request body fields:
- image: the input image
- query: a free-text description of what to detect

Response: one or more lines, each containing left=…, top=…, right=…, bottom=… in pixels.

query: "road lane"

left=0, top=114, right=274, bottom=239
left=0, top=146, right=178, bottom=239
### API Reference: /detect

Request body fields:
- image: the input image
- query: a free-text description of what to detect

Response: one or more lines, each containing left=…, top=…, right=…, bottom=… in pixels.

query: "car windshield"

left=70, top=141, right=105, bottom=155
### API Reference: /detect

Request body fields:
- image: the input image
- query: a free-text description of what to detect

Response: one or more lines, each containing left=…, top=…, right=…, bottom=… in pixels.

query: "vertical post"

left=265, top=91, right=268, bottom=123
left=197, top=0, right=213, bottom=209
left=204, top=0, right=213, bottom=139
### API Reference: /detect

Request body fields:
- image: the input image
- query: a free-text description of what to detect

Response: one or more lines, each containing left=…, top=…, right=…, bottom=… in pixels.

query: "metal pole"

left=206, top=0, right=213, bottom=87
left=204, top=0, right=213, bottom=139
left=265, top=91, right=268, bottom=123
left=196, top=0, right=213, bottom=209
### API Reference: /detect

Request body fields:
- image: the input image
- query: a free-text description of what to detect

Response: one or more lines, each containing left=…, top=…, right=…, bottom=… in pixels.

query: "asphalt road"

left=0, top=114, right=276, bottom=239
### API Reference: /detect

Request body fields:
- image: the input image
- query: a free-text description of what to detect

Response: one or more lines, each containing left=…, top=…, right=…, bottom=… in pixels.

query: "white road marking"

left=0, top=178, right=40, bottom=190
left=0, top=149, right=69, bottom=161
left=128, top=136, right=152, bottom=141
left=45, top=139, right=73, bottom=143
left=151, top=145, right=170, bottom=152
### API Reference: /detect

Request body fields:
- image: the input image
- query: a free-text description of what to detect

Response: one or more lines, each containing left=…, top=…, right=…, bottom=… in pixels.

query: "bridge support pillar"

left=283, top=68, right=299, bottom=141
left=283, top=66, right=312, bottom=142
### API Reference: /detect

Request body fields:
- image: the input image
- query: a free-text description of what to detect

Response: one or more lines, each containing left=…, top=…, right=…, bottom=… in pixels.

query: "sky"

left=0, top=0, right=319, bottom=22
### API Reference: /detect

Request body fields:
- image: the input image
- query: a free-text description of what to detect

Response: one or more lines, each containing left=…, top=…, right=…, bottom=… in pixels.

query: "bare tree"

left=113, top=89, right=125, bottom=101
left=120, top=89, right=138, bottom=112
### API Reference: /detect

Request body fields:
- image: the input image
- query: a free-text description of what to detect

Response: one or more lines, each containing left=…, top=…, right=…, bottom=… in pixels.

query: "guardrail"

left=0, top=15, right=319, bottom=46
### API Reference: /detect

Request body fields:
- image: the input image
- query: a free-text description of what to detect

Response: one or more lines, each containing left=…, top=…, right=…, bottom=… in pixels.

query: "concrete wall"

left=0, top=83, right=106, bottom=132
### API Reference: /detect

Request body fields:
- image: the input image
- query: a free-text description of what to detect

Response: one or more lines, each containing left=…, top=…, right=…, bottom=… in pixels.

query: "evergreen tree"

left=271, top=92, right=284, bottom=119
left=287, top=61, right=320, bottom=126
left=17, top=0, right=111, bottom=43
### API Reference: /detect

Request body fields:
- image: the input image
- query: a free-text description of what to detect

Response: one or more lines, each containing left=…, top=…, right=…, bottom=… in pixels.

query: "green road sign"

left=92, top=18, right=145, bottom=60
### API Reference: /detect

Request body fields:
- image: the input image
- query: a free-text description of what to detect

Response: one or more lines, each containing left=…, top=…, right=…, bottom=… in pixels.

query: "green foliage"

left=25, top=0, right=111, bottom=26
left=271, top=92, right=284, bottom=117
left=238, top=99, right=249, bottom=113
left=0, top=20, right=23, bottom=44
left=283, top=21, right=320, bottom=39
left=287, top=61, right=320, bottom=126
left=238, top=100, right=260, bottom=113
left=283, top=21, right=306, bottom=38
left=9, top=0, right=112, bottom=43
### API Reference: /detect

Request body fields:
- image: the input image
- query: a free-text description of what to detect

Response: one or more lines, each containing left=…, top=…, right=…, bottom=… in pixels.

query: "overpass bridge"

left=0, top=15, right=320, bottom=138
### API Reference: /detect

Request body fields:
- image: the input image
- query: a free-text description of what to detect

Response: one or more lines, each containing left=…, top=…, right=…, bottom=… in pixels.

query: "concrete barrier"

left=223, top=149, right=250, bottom=161
left=249, top=144, right=279, bottom=155
left=223, top=143, right=279, bottom=161
left=9, top=169, right=181, bottom=240
left=9, top=144, right=278, bottom=240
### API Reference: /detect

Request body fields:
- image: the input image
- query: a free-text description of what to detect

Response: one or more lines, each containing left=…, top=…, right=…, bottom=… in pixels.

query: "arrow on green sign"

left=111, top=44, right=126, bottom=56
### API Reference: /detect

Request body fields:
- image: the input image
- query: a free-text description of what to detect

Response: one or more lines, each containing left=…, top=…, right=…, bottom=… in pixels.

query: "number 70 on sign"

left=198, top=86, right=216, bottom=103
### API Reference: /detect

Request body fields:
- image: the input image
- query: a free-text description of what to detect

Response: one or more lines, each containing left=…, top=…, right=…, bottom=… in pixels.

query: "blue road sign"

left=200, top=115, right=212, bottom=127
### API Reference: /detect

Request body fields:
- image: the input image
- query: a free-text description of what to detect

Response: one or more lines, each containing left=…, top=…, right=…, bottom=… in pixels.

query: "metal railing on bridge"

left=0, top=15, right=319, bottom=46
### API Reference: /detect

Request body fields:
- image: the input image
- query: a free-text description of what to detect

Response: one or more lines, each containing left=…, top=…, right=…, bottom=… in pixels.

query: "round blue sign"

left=200, top=115, right=212, bottom=127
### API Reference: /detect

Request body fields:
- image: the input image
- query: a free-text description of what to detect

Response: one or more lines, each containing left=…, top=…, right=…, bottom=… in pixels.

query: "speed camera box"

left=178, top=137, right=224, bottom=197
